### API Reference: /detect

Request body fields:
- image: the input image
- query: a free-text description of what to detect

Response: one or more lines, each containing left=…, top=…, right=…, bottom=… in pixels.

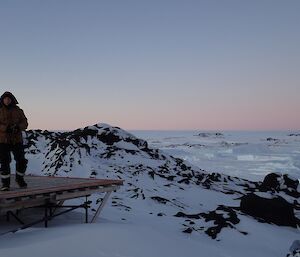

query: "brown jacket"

left=0, top=93, right=28, bottom=144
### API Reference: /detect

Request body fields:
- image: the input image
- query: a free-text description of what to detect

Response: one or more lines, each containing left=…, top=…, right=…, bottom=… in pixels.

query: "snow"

left=0, top=127, right=299, bottom=257
left=0, top=220, right=214, bottom=257
left=0, top=204, right=297, bottom=257
left=132, top=130, right=300, bottom=181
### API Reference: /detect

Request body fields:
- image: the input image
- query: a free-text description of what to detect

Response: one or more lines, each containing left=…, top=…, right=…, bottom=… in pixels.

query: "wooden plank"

left=0, top=175, right=122, bottom=219
left=0, top=175, right=123, bottom=200
left=0, top=197, right=56, bottom=215
left=0, top=182, right=120, bottom=199
left=0, top=185, right=120, bottom=214
left=91, top=191, right=112, bottom=223
left=55, top=185, right=120, bottom=201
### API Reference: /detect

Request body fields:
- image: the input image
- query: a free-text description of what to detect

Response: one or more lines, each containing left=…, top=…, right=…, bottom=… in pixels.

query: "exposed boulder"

left=240, top=193, right=299, bottom=228
left=261, top=173, right=281, bottom=191
left=283, top=174, right=299, bottom=191
left=260, top=173, right=299, bottom=198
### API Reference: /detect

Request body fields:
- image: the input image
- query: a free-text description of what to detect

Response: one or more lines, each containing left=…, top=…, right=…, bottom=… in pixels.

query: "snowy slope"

left=0, top=123, right=299, bottom=257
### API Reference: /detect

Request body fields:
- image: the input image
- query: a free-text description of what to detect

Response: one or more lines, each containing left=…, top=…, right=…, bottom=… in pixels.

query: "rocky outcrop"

left=239, top=173, right=300, bottom=228
left=174, top=205, right=246, bottom=239
left=22, top=124, right=299, bottom=241
left=24, top=123, right=203, bottom=180
left=260, top=173, right=299, bottom=198
left=240, top=193, right=299, bottom=227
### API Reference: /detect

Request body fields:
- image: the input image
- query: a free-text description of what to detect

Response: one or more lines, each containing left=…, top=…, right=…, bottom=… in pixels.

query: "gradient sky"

left=0, top=0, right=299, bottom=130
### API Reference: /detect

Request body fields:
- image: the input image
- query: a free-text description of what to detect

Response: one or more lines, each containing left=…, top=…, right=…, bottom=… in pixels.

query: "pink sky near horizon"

left=25, top=96, right=300, bottom=131
left=1, top=1, right=300, bottom=131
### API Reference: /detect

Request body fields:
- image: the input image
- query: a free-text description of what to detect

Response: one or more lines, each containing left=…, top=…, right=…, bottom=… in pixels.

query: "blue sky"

left=0, top=0, right=299, bottom=130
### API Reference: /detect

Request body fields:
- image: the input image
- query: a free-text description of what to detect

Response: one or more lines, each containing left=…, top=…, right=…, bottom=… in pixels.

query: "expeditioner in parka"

left=0, top=91, right=28, bottom=191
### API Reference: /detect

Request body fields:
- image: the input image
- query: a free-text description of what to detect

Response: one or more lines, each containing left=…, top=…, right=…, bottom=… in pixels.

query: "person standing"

left=0, top=92, right=28, bottom=191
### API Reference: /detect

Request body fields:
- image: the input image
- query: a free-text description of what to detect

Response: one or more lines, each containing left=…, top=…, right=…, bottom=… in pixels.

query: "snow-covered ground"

left=0, top=205, right=298, bottom=257
left=0, top=126, right=299, bottom=257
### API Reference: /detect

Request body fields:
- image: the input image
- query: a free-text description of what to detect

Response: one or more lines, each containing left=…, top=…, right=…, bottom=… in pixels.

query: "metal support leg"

left=85, top=196, right=88, bottom=223
left=6, top=211, right=25, bottom=225
left=44, top=205, right=48, bottom=228
left=52, top=200, right=65, bottom=215
left=49, top=206, right=52, bottom=217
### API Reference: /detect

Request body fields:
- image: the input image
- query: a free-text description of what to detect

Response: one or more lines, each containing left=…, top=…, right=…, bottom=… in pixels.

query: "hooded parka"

left=0, top=92, right=28, bottom=190
left=0, top=92, right=28, bottom=144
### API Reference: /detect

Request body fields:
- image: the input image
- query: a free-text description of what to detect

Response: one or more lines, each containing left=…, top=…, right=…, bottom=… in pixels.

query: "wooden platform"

left=0, top=175, right=123, bottom=233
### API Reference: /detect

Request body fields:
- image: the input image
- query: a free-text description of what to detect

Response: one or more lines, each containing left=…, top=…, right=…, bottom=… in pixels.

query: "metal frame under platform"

left=0, top=175, right=123, bottom=235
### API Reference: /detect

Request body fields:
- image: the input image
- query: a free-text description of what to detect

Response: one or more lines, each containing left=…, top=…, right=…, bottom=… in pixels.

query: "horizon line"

left=27, top=126, right=300, bottom=133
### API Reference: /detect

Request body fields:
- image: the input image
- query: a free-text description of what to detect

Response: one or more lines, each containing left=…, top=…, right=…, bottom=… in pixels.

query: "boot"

left=0, top=185, right=9, bottom=191
left=1, top=176, right=10, bottom=191
left=16, top=174, right=27, bottom=189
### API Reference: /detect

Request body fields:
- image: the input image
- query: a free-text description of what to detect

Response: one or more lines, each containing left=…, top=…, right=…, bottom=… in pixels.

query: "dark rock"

left=261, top=173, right=300, bottom=198
left=206, top=173, right=222, bottom=182
left=175, top=206, right=242, bottom=239
left=174, top=212, right=201, bottom=219
left=148, top=171, right=155, bottom=179
left=97, top=131, right=121, bottom=145
left=201, top=205, right=240, bottom=239
left=283, top=174, right=299, bottom=191
left=261, top=173, right=281, bottom=191
left=151, top=196, right=170, bottom=204
left=288, top=133, right=300, bottom=137
left=266, top=137, right=280, bottom=142
left=201, top=173, right=223, bottom=189
left=182, top=227, right=193, bottom=234
left=240, top=193, right=299, bottom=227
left=180, top=164, right=187, bottom=171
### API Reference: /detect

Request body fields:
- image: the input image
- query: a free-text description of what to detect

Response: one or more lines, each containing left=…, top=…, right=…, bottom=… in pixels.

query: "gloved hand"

left=6, top=125, right=13, bottom=133
left=11, top=124, right=20, bottom=134
left=6, top=124, right=20, bottom=134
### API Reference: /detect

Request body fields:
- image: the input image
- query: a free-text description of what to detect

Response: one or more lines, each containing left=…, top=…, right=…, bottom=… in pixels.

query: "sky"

left=0, top=0, right=299, bottom=131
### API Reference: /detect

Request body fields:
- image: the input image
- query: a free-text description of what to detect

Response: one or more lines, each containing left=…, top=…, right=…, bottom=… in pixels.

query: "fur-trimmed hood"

left=0, top=91, right=19, bottom=106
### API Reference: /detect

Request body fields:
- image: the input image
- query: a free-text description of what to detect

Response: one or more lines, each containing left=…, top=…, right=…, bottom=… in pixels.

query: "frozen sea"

left=130, top=130, right=300, bottom=181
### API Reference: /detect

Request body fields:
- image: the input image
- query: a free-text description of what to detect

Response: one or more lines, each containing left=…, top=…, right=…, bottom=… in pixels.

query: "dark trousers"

left=0, top=143, right=28, bottom=184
